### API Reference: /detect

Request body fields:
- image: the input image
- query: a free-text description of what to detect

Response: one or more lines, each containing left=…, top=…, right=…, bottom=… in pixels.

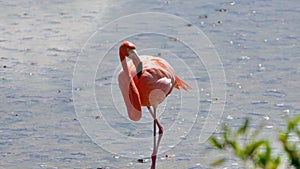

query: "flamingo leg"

left=147, top=106, right=164, bottom=169
left=148, top=106, right=157, bottom=169
left=152, top=107, right=163, bottom=163
left=151, top=118, right=157, bottom=169
left=155, top=130, right=163, bottom=159
left=147, top=107, right=164, bottom=134
left=155, top=119, right=164, bottom=135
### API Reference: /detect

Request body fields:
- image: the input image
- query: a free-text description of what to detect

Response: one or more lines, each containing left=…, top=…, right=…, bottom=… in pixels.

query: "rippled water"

left=1, top=0, right=299, bottom=168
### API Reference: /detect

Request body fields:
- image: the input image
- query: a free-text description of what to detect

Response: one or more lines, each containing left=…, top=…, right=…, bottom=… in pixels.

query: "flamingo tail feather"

left=174, top=75, right=192, bottom=91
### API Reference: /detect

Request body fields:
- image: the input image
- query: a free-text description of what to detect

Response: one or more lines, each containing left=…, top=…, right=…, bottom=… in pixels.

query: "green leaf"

left=209, top=137, right=224, bottom=149
left=278, top=131, right=287, bottom=142
left=209, top=116, right=300, bottom=169
left=237, top=118, right=249, bottom=135
left=288, top=116, right=300, bottom=132
left=292, top=116, right=300, bottom=124
left=210, top=158, right=226, bottom=166
left=244, top=140, right=267, bottom=157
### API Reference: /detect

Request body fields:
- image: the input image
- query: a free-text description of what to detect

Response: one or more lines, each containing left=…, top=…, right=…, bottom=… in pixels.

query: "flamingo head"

left=119, top=41, right=143, bottom=79
left=119, top=41, right=136, bottom=57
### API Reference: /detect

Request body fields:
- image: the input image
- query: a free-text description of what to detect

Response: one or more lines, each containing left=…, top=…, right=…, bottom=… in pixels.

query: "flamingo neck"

left=120, top=54, right=131, bottom=80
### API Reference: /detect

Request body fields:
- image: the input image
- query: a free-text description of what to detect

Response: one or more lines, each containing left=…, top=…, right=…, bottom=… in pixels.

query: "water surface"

left=1, top=0, right=299, bottom=168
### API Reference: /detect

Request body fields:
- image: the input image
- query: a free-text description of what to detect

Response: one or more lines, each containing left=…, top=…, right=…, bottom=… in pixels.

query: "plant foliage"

left=209, top=116, right=300, bottom=169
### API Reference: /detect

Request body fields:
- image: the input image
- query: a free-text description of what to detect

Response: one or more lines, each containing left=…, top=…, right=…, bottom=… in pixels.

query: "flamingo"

left=118, top=41, right=191, bottom=169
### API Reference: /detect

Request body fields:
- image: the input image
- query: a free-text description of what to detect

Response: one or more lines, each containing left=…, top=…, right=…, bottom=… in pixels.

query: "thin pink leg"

left=154, top=119, right=164, bottom=135
left=148, top=106, right=157, bottom=169
left=148, top=106, right=164, bottom=169
left=151, top=119, right=157, bottom=169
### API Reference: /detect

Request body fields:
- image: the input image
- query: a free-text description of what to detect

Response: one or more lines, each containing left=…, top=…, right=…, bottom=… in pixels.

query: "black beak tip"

left=137, top=71, right=142, bottom=79
left=136, top=62, right=143, bottom=79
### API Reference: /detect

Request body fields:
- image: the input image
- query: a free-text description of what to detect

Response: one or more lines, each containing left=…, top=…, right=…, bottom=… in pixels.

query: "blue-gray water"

left=1, top=0, right=299, bottom=168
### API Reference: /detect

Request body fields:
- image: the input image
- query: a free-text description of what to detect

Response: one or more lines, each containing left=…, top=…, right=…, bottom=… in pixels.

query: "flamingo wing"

left=118, top=72, right=142, bottom=121
left=142, top=56, right=191, bottom=91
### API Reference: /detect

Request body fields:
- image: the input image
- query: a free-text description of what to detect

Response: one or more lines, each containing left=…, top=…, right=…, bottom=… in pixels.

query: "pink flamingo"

left=118, top=41, right=191, bottom=169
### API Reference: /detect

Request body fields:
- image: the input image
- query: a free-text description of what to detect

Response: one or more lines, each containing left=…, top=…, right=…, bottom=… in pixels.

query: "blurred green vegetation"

left=209, top=116, right=300, bottom=169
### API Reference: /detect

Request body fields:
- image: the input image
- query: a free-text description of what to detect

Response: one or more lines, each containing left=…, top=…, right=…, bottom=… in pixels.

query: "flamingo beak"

left=136, top=62, right=143, bottom=79
left=129, top=50, right=143, bottom=79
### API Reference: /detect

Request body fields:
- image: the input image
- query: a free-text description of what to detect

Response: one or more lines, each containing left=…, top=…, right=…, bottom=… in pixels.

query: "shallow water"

left=1, top=0, right=299, bottom=168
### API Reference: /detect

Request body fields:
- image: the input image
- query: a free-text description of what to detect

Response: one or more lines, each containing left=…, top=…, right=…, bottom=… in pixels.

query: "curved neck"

left=120, top=49, right=142, bottom=79
left=120, top=53, right=131, bottom=80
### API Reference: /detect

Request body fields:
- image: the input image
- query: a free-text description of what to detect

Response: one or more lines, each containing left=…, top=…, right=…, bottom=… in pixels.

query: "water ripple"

left=263, top=89, right=286, bottom=98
